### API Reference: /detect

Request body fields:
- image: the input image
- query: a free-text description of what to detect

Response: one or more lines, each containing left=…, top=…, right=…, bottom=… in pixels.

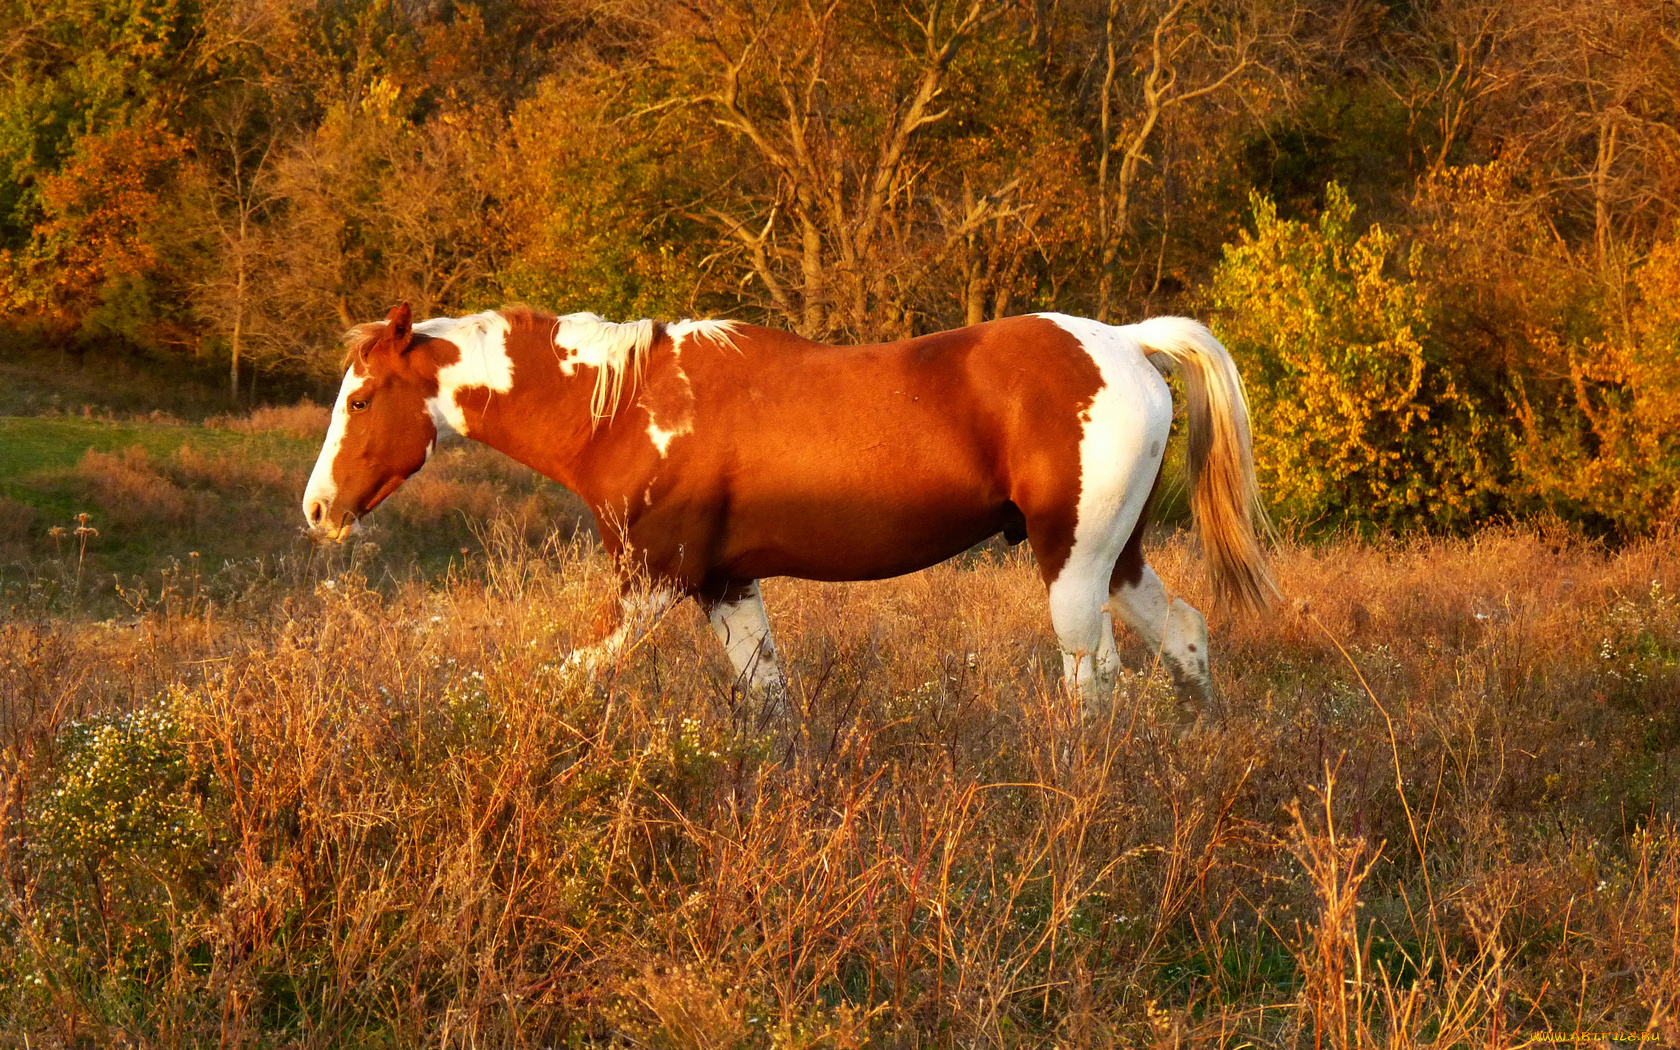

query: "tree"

left=1091, top=0, right=1262, bottom=322
left=188, top=89, right=283, bottom=401
left=670, top=0, right=1037, bottom=338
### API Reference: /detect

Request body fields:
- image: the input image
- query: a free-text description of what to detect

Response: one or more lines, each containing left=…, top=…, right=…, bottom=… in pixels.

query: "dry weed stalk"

left=0, top=526, right=1674, bottom=1046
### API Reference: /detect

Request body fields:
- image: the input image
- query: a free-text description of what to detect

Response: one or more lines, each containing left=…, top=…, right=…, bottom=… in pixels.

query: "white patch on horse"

left=1036, top=313, right=1174, bottom=699
left=646, top=410, right=688, bottom=456
left=640, top=319, right=732, bottom=457
left=301, top=365, right=370, bottom=524
left=420, top=311, right=515, bottom=439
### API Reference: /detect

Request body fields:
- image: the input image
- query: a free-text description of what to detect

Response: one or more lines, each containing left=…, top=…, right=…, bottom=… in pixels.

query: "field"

left=1, top=411, right=1677, bottom=1048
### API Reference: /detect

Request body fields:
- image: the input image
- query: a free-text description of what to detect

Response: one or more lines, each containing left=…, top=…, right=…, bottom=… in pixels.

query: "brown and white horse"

left=302, top=302, right=1273, bottom=707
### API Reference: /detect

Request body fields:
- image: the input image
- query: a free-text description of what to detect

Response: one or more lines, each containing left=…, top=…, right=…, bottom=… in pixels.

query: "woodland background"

left=3, top=0, right=1679, bottom=534
left=3, top=3, right=1680, bottom=1045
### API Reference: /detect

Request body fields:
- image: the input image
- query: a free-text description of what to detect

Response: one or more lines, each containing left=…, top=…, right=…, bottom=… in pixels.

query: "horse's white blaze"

left=302, top=366, right=370, bottom=524
left=1038, top=314, right=1174, bottom=699
left=421, top=311, right=515, bottom=438
left=706, top=581, right=785, bottom=694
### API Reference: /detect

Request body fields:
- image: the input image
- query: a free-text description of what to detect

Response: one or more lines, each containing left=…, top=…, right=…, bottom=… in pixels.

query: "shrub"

left=204, top=399, right=331, bottom=440
left=1209, top=185, right=1499, bottom=530
left=11, top=692, right=219, bottom=1029
left=75, top=447, right=188, bottom=524
left=1512, top=240, right=1680, bottom=533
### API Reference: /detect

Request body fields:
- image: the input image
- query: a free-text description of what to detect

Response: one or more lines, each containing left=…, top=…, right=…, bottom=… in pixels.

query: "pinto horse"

left=303, top=302, right=1273, bottom=707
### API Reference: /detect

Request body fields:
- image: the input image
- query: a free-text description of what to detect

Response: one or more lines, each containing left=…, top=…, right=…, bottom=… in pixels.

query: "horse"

left=302, top=302, right=1274, bottom=710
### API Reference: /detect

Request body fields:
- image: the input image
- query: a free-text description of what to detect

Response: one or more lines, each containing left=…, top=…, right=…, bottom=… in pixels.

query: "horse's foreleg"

left=700, top=580, right=786, bottom=695
left=699, top=580, right=787, bottom=730
left=565, top=585, right=680, bottom=674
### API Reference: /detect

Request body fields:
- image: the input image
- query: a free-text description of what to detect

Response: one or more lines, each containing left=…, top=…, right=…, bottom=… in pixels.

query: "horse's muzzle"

left=304, top=498, right=356, bottom=543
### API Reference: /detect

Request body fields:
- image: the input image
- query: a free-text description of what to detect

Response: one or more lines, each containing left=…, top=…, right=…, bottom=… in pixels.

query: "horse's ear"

left=386, top=301, right=413, bottom=349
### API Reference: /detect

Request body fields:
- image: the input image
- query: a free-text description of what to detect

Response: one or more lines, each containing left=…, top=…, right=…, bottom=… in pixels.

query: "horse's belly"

left=721, top=491, right=1007, bottom=582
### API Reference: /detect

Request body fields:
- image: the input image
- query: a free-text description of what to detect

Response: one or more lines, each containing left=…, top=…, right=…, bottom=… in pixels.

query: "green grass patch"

left=0, top=416, right=315, bottom=515
left=0, top=414, right=588, bottom=615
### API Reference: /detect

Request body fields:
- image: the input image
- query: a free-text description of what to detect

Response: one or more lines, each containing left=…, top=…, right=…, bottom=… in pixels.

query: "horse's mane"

left=338, top=305, right=735, bottom=426
left=515, top=306, right=738, bottom=427
left=544, top=310, right=661, bottom=426
left=338, top=322, right=386, bottom=371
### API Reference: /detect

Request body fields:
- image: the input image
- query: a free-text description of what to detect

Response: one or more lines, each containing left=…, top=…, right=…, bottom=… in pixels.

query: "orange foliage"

left=1514, top=242, right=1680, bottom=531
left=0, top=125, right=185, bottom=320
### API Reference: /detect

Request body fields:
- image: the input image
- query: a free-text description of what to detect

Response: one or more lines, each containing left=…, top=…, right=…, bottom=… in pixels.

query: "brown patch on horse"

left=1110, top=460, right=1165, bottom=593
left=1001, top=317, right=1103, bottom=586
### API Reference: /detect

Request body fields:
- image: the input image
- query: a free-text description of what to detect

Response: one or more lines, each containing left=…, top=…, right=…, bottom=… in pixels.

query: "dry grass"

left=205, top=400, right=333, bottom=441
left=0, top=526, right=1675, bottom=1048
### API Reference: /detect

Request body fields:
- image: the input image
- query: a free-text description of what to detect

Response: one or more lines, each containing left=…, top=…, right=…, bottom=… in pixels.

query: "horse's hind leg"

left=1109, top=539, right=1213, bottom=713
left=1037, top=492, right=1146, bottom=707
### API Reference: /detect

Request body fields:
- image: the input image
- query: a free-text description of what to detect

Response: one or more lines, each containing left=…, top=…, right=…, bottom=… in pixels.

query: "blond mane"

left=338, top=321, right=387, bottom=371
left=339, top=306, right=738, bottom=427
left=546, top=311, right=739, bottom=427
left=545, top=312, right=659, bottom=426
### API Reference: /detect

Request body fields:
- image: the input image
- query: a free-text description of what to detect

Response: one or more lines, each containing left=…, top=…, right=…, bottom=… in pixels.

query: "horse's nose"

left=307, top=499, right=326, bottom=526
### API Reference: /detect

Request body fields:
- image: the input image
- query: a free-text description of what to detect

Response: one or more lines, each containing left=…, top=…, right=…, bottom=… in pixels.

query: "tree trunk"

left=230, top=297, right=244, bottom=404
left=1096, top=0, right=1119, bottom=323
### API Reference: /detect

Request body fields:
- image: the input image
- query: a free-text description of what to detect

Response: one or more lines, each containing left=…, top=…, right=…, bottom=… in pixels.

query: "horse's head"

left=302, top=302, right=441, bottom=541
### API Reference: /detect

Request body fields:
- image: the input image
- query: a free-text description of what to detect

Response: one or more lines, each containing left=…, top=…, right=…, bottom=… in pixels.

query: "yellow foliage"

left=1513, top=241, right=1680, bottom=532
left=1209, top=185, right=1496, bottom=529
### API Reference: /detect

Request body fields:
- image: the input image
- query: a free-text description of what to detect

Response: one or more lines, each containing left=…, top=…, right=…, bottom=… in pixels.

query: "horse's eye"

left=349, top=399, right=370, bottom=412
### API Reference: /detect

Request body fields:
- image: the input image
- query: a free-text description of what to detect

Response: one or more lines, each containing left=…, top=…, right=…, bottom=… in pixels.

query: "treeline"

left=2, top=0, right=1677, bottom=533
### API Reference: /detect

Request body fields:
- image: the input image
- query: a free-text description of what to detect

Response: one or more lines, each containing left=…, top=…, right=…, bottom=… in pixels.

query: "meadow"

left=0, top=407, right=1676, bottom=1048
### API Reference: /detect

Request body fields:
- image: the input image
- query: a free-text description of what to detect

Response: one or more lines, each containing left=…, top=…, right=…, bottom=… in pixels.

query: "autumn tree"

left=650, top=0, right=1090, bottom=339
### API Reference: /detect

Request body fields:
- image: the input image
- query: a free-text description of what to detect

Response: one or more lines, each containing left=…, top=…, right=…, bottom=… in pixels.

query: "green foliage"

left=30, top=693, right=211, bottom=873
left=8, top=692, right=219, bottom=1025
left=496, top=79, right=708, bottom=321
left=1209, top=185, right=1499, bottom=530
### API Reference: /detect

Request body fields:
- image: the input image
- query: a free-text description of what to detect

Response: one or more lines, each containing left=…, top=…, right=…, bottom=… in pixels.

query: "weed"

left=0, top=528, right=1674, bottom=1046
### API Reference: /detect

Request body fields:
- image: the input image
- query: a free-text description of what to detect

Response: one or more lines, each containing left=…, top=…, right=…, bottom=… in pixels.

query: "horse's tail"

left=1127, top=316, right=1276, bottom=616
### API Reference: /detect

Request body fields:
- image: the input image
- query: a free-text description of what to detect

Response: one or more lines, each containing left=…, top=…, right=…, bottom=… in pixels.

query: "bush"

left=1512, top=240, right=1680, bottom=533
left=204, top=399, right=331, bottom=440
left=9, top=692, right=219, bottom=1030
left=1208, top=185, right=1499, bottom=530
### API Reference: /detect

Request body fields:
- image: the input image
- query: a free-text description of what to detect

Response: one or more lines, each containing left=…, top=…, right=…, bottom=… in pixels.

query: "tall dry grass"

left=0, top=525, right=1675, bottom=1047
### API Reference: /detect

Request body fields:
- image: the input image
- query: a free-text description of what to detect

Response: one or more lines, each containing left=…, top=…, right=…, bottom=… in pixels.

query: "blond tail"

left=1128, top=316, right=1277, bottom=615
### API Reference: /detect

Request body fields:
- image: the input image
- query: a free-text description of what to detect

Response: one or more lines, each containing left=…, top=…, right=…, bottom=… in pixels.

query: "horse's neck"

left=462, top=326, right=639, bottom=497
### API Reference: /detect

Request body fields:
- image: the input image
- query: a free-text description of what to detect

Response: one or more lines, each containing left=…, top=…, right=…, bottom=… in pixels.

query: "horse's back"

left=650, top=315, right=1168, bottom=582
